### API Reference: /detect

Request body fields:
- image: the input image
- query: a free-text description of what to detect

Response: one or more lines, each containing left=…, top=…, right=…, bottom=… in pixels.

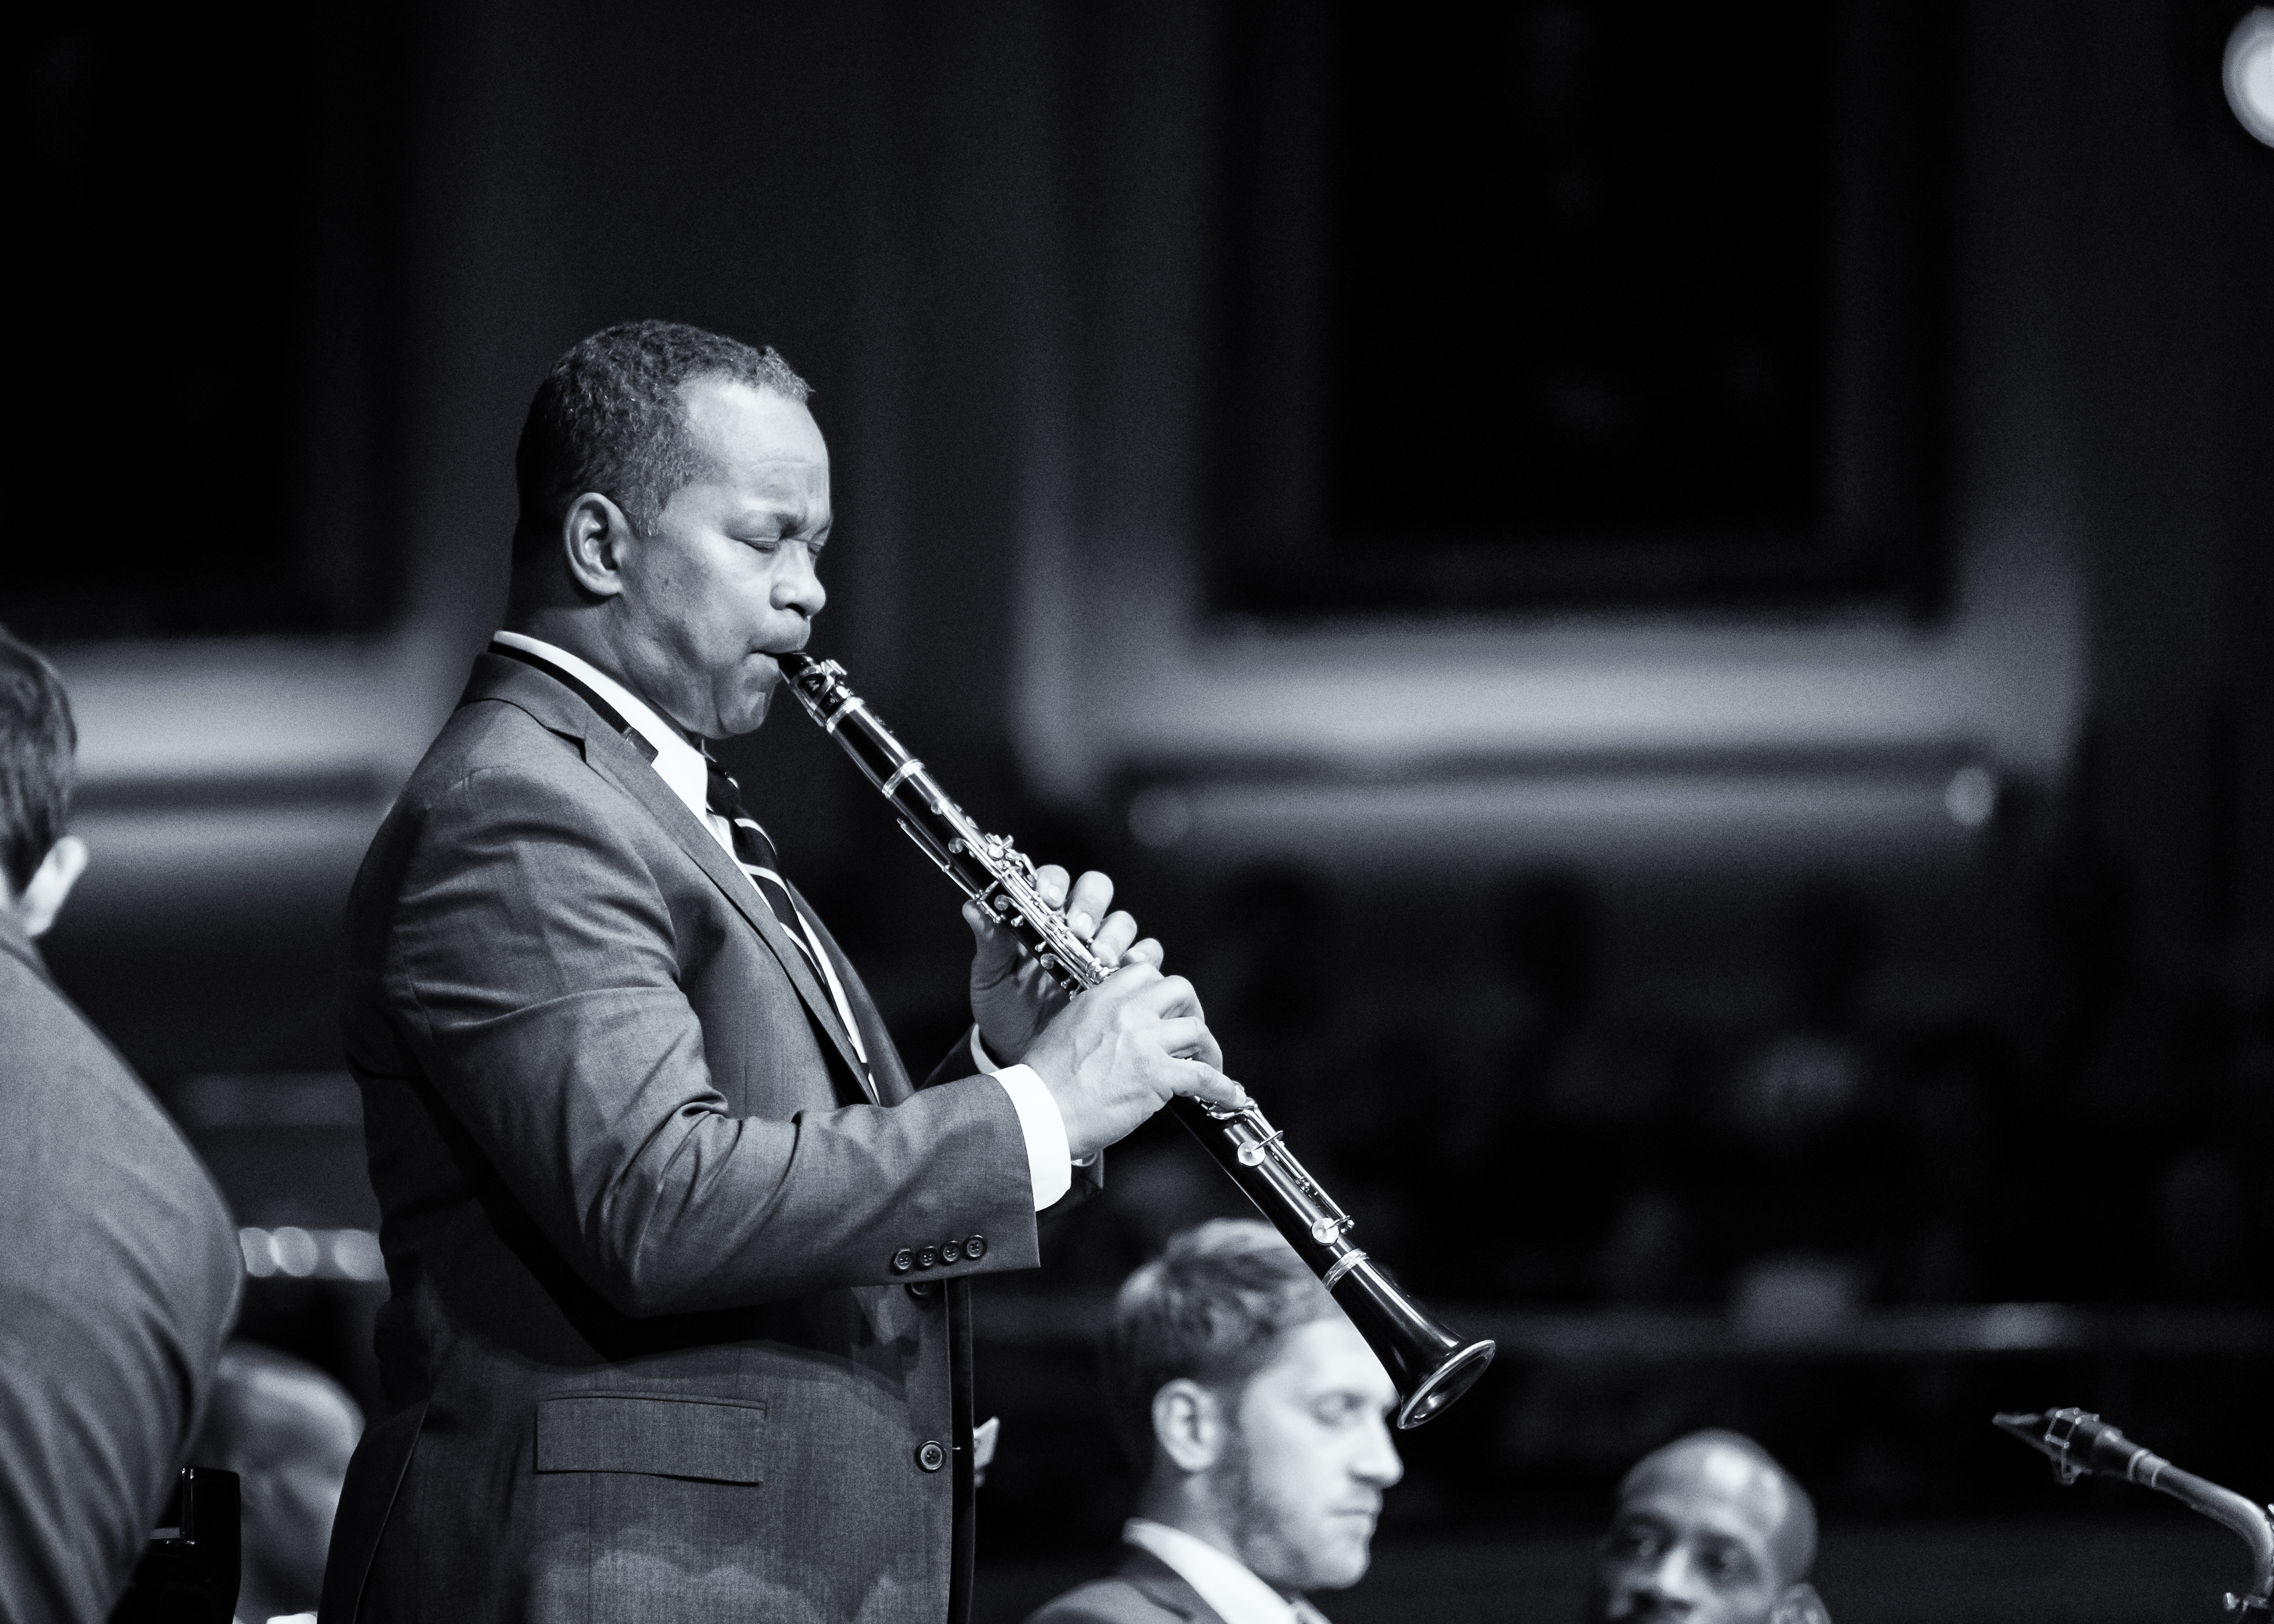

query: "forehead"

left=1616, top=1452, right=1784, bottom=1555
left=677, top=376, right=829, bottom=486
left=1247, top=1317, right=1397, bottom=1408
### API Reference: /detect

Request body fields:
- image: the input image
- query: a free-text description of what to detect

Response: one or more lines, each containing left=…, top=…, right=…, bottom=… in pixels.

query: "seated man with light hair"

left=1027, top=1218, right=1404, bottom=1624
left=1589, top=1430, right=1831, bottom=1624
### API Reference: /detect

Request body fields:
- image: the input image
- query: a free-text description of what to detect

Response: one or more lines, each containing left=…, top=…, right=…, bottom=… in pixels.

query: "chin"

left=716, top=689, right=775, bottom=738
left=1303, top=1537, right=1375, bottom=1592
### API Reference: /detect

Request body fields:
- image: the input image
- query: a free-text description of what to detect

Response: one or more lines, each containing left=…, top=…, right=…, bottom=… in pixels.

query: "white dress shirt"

left=492, top=631, right=1076, bottom=1208
left=1122, top=1520, right=1327, bottom=1624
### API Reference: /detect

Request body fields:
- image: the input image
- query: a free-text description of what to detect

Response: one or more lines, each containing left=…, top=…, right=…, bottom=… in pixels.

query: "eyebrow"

left=727, top=499, right=829, bottom=535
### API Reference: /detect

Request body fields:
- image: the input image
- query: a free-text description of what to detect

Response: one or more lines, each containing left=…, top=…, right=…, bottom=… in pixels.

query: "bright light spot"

left=1976, top=1302, right=2070, bottom=1350
left=270, top=1226, right=320, bottom=1278
left=1945, top=764, right=1999, bottom=830
left=329, top=1229, right=387, bottom=1282
left=2227, top=8, right=2274, bottom=148
left=239, top=1228, right=277, bottom=1278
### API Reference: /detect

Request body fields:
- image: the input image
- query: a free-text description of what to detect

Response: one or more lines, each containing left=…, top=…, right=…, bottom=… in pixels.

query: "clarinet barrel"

left=776, top=652, right=1495, bottom=1428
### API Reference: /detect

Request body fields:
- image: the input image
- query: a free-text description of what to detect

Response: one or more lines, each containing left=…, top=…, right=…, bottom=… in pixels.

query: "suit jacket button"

left=963, top=1234, right=986, bottom=1260
left=906, top=1280, right=938, bottom=1299
left=940, top=1240, right=963, bottom=1264
left=891, top=1248, right=915, bottom=1273
left=916, top=1246, right=938, bottom=1269
left=917, top=1440, right=946, bottom=1472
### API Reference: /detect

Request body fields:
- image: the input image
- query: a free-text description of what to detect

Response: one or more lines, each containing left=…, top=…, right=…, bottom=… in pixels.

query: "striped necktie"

left=702, top=754, right=879, bottom=1103
left=702, top=755, right=816, bottom=968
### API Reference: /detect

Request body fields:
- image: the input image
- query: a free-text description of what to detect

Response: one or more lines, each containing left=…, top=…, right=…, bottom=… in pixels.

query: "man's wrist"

left=974, top=1027, right=1085, bottom=1208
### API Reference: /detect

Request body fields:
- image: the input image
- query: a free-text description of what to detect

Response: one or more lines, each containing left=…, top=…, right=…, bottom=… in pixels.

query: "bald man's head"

left=1590, top=1432, right=1827, bottom=1624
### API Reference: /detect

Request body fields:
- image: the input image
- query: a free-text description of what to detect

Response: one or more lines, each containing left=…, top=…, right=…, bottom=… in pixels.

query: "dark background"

left=10, top=1, right=2274, bottom=1619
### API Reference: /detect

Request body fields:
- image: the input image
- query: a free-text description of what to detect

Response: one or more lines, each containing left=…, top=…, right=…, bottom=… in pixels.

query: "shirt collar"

left=491, top=630, right=713, bottom=825
left=1123, top=1519, right=1303, bottom=1624
left=0, top=904, right=44, bottom=980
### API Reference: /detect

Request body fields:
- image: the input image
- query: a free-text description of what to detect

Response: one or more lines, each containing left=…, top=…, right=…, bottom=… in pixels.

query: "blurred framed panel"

left=7, top=8, right=408, bottom=640
left=1209, top=0, right=1953, bottom=616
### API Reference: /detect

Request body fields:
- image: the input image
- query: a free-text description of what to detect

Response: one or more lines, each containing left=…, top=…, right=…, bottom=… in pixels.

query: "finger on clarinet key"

left=1176, top=1064, right=1247, bottom=1111
left=1091, top=910, right=1139, bottom=967
left=1066, top=870, right=1117, bottom=927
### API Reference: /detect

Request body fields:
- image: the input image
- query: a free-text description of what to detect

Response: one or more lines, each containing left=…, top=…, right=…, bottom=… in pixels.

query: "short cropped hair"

left=0, top=624, right=76, bottom=896
left=1104, top=1218, right=1339, bottom=1466
left=1620, top=1429, right=1819, bottom=1583
left=512, top=319, right=811, bottom=565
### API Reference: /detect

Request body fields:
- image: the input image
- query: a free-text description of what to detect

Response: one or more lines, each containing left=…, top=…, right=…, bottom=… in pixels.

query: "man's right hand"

left=1015, top=963, right=1245, bottom=1160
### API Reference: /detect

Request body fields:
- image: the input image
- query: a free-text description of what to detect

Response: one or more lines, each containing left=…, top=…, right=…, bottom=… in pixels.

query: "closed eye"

left=736, top=534, right=827, bottom=557
left=1610, top=1519, right=1668, bottom=1560
left=1696, top=1539, right=1758, bottom=1586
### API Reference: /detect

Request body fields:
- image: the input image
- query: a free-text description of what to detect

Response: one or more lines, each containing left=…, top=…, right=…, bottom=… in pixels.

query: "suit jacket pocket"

left=533, top=1392, right=767, bottom=1484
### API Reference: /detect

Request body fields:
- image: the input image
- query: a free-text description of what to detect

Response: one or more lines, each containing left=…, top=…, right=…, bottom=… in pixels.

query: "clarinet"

left=776, top=653, right=1494, bottom=1428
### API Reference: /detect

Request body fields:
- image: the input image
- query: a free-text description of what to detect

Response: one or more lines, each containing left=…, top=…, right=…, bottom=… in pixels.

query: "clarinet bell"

left=1327, top=1251, right=1496, bottom=1429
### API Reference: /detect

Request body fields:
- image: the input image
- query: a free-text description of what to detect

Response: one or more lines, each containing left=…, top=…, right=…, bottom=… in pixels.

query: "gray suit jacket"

left=0, top=911, right=242, bottom=1624
left=1024, top=1548, right=1230, bottom=1624
left=323, top=653, right=1063, bottom=1624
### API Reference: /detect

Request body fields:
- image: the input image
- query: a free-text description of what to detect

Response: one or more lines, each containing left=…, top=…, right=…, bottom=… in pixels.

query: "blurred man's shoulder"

left=0, top=934, right=220, bottom=1236
left=1025, top=1571, right=1224, bottom=1624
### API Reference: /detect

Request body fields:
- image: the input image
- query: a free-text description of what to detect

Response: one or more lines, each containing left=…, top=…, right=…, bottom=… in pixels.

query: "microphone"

left=1993, top=1407, right=2274, bottom=1618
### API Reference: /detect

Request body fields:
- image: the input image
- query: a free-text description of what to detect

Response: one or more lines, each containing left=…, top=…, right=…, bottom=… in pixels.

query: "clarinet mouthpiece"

left=1993, top=1411, right=2079, bottom=1483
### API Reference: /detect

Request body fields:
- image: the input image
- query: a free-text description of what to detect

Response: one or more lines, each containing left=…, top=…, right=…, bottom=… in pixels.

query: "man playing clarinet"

left=322, top=320, right=1243, bottom=1624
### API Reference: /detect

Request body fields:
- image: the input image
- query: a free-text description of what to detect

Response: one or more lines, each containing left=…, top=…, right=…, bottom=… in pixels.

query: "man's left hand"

left=966, top=866, right=1161, bottom=1063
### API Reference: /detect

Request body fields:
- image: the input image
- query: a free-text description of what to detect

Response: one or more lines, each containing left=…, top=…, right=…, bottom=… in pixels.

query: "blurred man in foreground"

left=0, top=625, right=243, bottom=1623
left=1028, top=1219, right=1403, bottom=1624
left=193, top=1343, right=364, bottom=1624
left=1589, top=1431, right=1830, bottom=1624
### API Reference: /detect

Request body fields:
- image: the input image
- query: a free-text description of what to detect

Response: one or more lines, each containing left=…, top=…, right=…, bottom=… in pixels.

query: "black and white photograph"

left=5, top=3, right=2273, bottom=1621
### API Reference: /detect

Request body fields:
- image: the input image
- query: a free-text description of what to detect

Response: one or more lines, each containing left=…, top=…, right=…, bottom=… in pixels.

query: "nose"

left=1638, top=1545, right=1704, bottom=1606
left=1354, top=1413, right=1404, bottom=1489
left=773, top=541, right=826, bottom=619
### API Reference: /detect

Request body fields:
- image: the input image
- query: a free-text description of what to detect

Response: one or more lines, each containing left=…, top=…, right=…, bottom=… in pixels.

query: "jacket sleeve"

left=918, top=1034, right=1106, bottom=1213
left=378, top=758, right=1038, bottom=1317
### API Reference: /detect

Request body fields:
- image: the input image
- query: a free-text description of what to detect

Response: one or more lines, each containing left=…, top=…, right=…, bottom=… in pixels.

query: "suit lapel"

left=791, top=884, right=915, bottom=1106
left=587, top=737, right=880, bottom=1100
left=466, top=656, right=876, bottom=1099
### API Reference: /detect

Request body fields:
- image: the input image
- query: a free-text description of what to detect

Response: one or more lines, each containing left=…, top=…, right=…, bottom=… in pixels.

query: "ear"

left=1151, top=1379, right=1226, bottom=1475
left=1770, top=1581, right=1831, bottom=1624
left=560, top=492, right=640, bottom=598
left=13, top=834, right=89, bottom=938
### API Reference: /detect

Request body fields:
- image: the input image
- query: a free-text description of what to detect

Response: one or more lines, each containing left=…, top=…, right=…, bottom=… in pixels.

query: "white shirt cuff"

left=972, top=1027, right=1076, bottom=1210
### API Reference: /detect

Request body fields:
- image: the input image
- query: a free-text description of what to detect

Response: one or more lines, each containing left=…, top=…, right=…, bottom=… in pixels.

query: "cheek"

left=1252, top=1427, right=1345, bottom=1516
